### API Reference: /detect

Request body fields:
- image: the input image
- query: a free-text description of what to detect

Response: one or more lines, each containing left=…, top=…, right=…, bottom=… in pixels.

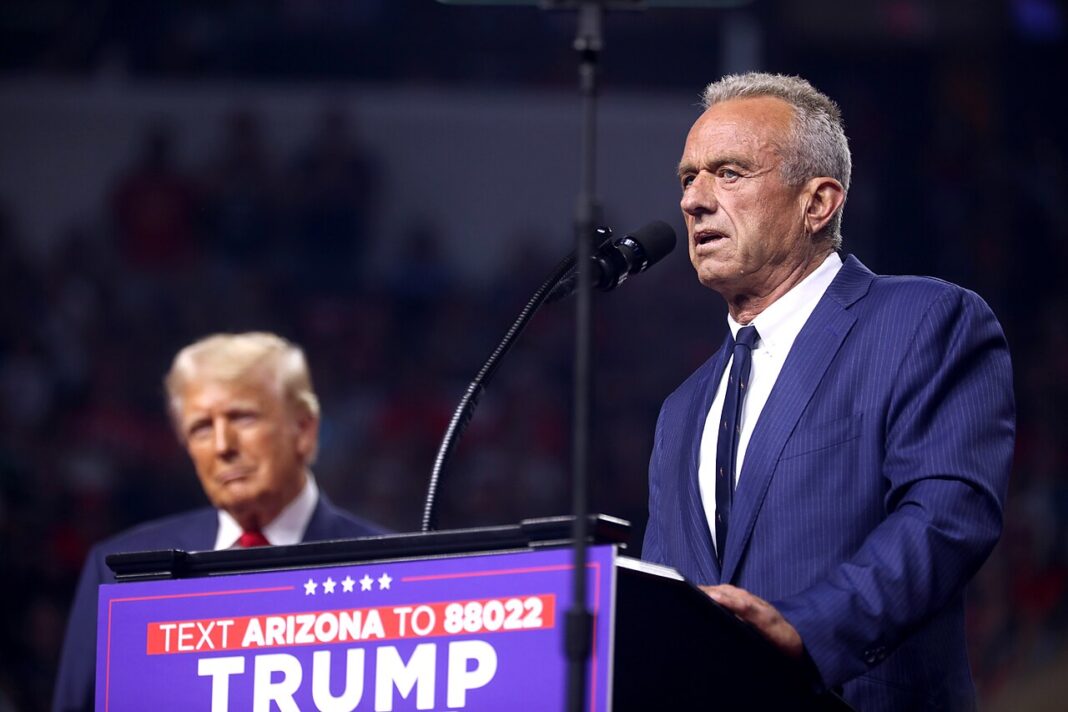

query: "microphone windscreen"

left=627, top=220, right=677, bottom=267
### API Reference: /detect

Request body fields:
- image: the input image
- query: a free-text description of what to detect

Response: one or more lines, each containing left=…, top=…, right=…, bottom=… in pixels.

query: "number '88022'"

left=442, top=597, right=545, bottom=634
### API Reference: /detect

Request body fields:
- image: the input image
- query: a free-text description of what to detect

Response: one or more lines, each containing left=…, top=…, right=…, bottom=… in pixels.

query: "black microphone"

left=548, top=220, right=677, bottom=302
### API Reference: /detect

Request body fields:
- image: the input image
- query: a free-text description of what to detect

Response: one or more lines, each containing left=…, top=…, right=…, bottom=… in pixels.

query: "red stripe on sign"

left=145, top=594, right=556, bottom=655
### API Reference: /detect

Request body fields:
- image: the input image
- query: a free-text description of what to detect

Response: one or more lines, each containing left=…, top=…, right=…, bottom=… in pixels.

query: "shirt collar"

left=727, top=251, right=843, bottom=355
left=215, top=475, right=320, bottom=550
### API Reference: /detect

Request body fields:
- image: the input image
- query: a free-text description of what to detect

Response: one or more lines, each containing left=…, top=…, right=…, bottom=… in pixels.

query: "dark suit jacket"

left=642, top=255, right=1014, bottom=711
left=52, top=495, right=383, bottom=712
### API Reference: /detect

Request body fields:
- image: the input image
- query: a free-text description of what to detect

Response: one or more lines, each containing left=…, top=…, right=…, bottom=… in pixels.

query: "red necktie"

left=237, top=529, right=270, bottom=548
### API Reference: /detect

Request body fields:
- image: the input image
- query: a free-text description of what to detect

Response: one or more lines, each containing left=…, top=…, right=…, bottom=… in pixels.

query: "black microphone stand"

left=428, top=2, right=623, bottom=709
left=566, top=4, right=604, bottom=712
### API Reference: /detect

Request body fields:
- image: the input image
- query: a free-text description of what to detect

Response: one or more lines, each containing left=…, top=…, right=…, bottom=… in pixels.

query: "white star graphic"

left=377, top=573, right=392, bottom=590
left=304, top=578, right=318, bottom=595
left=323, top=577, right=337, bottom=594
left=341, top=576, right=355, bottom=593
left=359, top=574, right=374, bottom=591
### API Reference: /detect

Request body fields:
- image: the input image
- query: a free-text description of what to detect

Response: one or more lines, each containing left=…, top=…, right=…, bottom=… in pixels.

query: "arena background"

left=1, top=1, right=1065, bottom=709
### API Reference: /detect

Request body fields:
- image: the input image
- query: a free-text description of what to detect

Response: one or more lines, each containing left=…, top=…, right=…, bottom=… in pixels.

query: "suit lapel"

left=304, top=495, right=336, bottom=541
left=682, top=334, right=732, bottom=582
left=720, top=255, right=873, bottom=582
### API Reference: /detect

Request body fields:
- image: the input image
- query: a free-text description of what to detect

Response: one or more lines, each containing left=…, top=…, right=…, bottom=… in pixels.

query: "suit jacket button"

left=862, top=646, right=886, bottom=665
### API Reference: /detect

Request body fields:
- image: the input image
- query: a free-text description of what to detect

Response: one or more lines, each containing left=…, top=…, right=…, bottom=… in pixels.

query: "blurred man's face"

left=678, top=96, right=816, bottom=302
left=176, top=368, right=316, bottom=528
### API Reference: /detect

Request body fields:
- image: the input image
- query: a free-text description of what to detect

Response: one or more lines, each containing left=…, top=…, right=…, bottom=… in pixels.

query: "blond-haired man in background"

left=53, top=332, right=383, bottom=712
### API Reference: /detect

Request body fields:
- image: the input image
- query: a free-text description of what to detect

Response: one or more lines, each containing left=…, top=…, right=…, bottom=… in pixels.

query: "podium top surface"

left=106, top=514, right=631, bottom=582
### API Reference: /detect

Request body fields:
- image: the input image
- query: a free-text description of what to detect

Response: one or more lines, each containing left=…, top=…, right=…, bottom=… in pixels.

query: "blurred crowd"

left=0, top=100, right=714, bottom=709
left=2, top=1, right=1068, bottom=710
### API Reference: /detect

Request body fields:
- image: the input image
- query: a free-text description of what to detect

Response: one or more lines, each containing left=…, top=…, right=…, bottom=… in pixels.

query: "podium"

left=99, top=517, right=851, bottom=711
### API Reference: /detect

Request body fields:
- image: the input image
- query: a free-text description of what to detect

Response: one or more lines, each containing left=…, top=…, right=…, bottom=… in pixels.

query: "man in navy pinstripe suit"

left=642, top=73, right=1014, bottom=710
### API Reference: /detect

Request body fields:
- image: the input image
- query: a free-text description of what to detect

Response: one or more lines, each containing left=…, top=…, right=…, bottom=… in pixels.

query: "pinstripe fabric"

left=642, top=255, right=1014, bottom=712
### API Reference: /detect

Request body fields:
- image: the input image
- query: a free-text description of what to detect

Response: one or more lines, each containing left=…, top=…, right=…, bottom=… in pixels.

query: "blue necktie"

left=715, top=324, right=759, bottom=564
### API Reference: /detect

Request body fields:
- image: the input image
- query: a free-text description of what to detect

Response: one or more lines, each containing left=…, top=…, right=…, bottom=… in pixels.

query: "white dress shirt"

left=214, top=474, right=320, bottom=550
left=699, top=252, right=843, bottom=553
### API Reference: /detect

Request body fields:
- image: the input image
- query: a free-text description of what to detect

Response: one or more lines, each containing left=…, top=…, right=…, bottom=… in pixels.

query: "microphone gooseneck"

left=419, top=221, right=676, bottom=533
left=420, top=227, right=612, bottom=533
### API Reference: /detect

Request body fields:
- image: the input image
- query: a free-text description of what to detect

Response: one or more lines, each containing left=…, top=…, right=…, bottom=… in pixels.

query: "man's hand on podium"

left=700, top=584, right=803, bottom=659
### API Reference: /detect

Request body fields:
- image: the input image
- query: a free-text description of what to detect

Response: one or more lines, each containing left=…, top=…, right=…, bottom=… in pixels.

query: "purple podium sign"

left=96, top=545, right=618, bottom=711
